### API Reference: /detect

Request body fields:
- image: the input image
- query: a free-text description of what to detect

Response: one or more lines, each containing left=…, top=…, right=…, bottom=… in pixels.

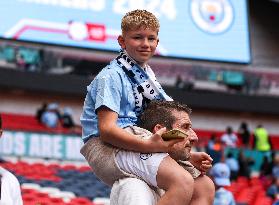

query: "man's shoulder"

left=0, top=167, right=19, bottom=183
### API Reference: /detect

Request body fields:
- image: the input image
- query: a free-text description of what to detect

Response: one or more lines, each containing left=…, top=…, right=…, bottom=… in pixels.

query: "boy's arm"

left=98, top=107, right=181, bottom=153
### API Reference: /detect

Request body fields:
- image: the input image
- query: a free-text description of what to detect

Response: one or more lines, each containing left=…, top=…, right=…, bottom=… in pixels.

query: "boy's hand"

left=148, top=127, right=184, bottom=153
left=189, top=152, right=213, bottom=175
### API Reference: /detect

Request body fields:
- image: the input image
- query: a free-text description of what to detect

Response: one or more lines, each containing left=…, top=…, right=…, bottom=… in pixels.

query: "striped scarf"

left=116, top=50, right=172, bottom=116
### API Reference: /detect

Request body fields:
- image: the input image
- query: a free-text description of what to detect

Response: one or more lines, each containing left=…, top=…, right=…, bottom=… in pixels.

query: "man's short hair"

left=138, top=100, right=192, bottom=132
left=121, top=9, right=160, bottom=35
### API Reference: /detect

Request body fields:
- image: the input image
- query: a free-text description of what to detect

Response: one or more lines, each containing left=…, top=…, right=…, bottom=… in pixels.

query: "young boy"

left=0, top=115, right=23, bottom=205
left=210, top=162, right=236, bottom=205
left=80, top=10, right=212, bottom=205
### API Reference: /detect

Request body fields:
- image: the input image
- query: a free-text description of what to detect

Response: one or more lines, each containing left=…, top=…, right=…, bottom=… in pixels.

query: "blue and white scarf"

left=116, top=50, right=173, bottom=116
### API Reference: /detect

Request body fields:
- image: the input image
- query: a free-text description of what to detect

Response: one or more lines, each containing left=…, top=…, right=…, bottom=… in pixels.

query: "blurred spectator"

left=210, top=162, right=236, bottom=205
left=238, top=122, right=251, bottom=148
left=61, top=107, right=75, bottom=128
left=41, top=103, right=61, bottom=128
left=221, top=126, right=238, bottom=148
left=175, top=75, right=185, bottom=89
left=15, top=52, right=26, bottom=70
left=36, top=102, right=48, bottom=123
left=237, top=149, right=254, bottom=178
left=207, top=133, right=222, bottom=151
left=207, top=133, right=223, bottom=164
left=267, top=177, right=279, bottom=200
left=0, top=115, right=23, bottom=205
left=272, top=155, right=279, bottom=179
left=175, top=75, right=194, bottom=91
left=260, top=154, right=274, bottom=178
left=253, top=124, right=272, bottom=152
left=225, top=152, right=239, bottom=181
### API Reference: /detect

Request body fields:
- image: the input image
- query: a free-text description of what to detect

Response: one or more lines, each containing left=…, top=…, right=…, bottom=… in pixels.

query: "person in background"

left=15, top=51, right=26, bottom=70
left=238, top=122, right=251, bottom=148
left=267, top=177, right=279, bottom=200
left=210, top=162, right=236, bottom=205
left=207, top=133, right=223, bottom=164
left=41, top=103, right=61, bottom=128
left=35, top=102, right=48, bottom=123
left=221, top=126, right=238, bottom=148
left=207, top=133, right=222, bottom=152
left=225, top=152, right=239, bottom=181
left=237, top=149, right=254, bottom=179
left=175, top=75, right=185, bottom=89
left=61, top=107, right=75, bottom=128
left=253, top=124, right=272, bottom=152
left=272, top=155, right=279, bottom=179
left=0, top=114, right=23, bottom=205
left=260, top=154, right=273, bottom=179
left=259, top=152, right=276, bottom=191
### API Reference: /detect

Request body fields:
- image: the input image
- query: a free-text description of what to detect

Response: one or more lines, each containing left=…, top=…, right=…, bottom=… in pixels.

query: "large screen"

left=0, top=0, right=250, bottom=63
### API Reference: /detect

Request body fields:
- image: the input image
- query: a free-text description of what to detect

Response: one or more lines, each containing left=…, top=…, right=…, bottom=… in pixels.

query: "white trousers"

left=110, top=178, right=161, bottom=205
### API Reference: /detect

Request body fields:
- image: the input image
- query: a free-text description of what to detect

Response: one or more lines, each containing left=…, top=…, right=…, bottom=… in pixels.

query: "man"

left=221, top=126, right=238, bottom=148
left=110, top=100, right=215, bottom=205
left=0, top=114, right=23, bottom=205
left=253, top=124, right=272, bottom=152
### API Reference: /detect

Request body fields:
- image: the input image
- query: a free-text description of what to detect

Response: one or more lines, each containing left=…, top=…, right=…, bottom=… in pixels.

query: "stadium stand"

left=1, top=159, right=277, bottom=205
left=151, top=63, right=279, bottom=97
left=1, top=112, right=81, bottom=135
left=0, top=160, right=110, bottom=205
left=2, top=112, right=279, bottom=150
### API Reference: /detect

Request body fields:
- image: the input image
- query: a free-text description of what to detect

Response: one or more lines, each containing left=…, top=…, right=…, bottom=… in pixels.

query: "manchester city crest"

left=190, top=0, right=234, bottom=34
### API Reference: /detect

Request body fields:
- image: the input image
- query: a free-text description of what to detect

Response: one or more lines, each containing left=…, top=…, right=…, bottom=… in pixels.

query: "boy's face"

left=118, top=27, right=159, bottom=67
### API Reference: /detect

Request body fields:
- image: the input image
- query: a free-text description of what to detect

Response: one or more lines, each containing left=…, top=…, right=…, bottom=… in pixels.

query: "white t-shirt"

left=0, top=167, right=23, bottom=205
left=221, top=133, right=238, bottom=148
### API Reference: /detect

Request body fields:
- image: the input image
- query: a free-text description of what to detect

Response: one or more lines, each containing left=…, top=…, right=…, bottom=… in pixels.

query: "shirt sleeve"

left=10, top=173, right=23, bottom=205
left=93, top=70, right=122, bottom=114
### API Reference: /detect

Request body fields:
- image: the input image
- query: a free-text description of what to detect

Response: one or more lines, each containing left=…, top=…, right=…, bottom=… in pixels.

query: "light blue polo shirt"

left=80, top=59, right=138, bottom=143
left=214, top=187, right=236, bottom=205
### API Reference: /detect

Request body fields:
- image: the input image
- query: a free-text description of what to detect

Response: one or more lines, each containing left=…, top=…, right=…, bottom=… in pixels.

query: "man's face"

left=169, top=110, right=198, bottom=160
left=118, top=27, right=159, bottom=67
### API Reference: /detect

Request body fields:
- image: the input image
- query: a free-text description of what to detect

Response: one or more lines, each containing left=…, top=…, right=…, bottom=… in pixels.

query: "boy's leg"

left=156, top=156, right=194, bottom=205
left=189, top=175, right=215, bottom=205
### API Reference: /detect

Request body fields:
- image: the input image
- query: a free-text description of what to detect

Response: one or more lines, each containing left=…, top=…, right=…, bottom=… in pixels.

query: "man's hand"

left=189, top=152, right=213, bottom=175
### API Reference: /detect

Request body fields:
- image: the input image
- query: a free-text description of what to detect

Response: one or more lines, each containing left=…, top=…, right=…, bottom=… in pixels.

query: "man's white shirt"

left=0, top=167, right=23, bottom=205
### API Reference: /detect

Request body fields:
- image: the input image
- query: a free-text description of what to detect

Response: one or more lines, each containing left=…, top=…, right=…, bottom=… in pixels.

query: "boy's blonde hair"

left=121, top=9, right=160, bottom=35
